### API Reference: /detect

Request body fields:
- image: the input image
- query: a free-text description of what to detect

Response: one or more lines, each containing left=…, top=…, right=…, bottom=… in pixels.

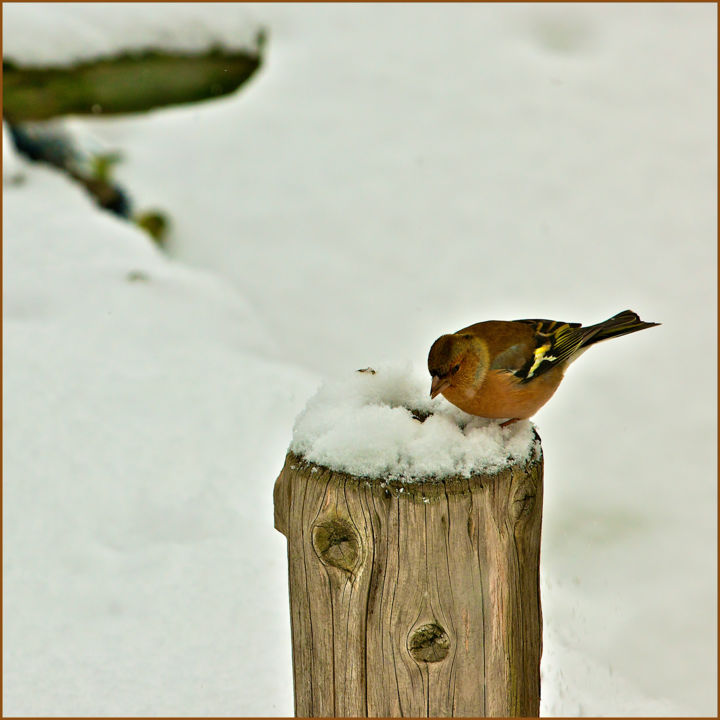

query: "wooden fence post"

left=274, top=442, right=543, bottom=717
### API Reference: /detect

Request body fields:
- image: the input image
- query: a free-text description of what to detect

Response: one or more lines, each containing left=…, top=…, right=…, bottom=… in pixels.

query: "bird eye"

left=452, top=364, right=460, bottom=374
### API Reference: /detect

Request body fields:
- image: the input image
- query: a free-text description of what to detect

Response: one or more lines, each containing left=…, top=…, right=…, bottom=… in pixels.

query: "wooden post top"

left=275, top=367, right=544, bottom=717
left=274, top=446, right=543, bottom=538
left=287, top=365, right=542, bottom=491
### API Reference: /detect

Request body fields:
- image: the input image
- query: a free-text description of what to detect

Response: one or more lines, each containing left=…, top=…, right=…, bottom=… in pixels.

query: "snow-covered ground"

left=2, top=2, right=262, bottom=66
left=3, top=3, right=717, bottom=716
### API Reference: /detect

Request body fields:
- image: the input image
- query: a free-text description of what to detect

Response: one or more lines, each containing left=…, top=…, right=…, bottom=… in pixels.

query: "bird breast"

left=442, top=365, right=565, bottom=419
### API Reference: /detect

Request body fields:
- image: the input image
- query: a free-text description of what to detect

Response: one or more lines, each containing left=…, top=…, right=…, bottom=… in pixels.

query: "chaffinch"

left=428, top=309, right=659, bottom=426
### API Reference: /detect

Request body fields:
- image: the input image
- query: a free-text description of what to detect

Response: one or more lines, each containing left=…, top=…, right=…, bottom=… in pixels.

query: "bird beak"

left=430, top=376, right=451, bottom=399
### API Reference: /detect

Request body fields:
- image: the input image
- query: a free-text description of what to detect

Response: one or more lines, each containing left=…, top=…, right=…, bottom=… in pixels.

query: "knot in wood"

left=408, top=623, right=450, bottom=663
left=510, top=478, right=537, bottom=523
left=311, top=518, right=360, bottom=572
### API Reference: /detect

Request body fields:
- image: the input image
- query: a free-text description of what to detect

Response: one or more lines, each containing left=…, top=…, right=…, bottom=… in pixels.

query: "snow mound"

left=3, top=3, right=263, bottom=68
left=290, top=364, right=540, bottom=481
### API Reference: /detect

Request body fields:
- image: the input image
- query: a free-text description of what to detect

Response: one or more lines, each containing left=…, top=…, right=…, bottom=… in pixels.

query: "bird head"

left=428, top=333, right=482, bottom=398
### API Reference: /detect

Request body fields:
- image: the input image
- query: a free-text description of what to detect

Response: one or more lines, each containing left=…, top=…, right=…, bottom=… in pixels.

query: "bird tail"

left=579, top=310, right=660, bottom=349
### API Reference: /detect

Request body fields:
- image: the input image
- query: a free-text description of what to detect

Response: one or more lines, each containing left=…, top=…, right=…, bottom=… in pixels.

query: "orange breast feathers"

left=439, top=362, right=566, bottom=419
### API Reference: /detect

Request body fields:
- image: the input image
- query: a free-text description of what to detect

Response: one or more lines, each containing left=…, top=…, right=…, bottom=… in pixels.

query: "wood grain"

left=274, top=446, right=543, bottom=717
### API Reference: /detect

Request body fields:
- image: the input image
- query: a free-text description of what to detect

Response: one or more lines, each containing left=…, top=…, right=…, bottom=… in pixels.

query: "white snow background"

left=3, top=2, right=717, bottom=716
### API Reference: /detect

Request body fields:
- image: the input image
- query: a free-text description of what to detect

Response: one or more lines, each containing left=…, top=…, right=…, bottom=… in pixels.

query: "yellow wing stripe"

left=526, top=343, right=557, bottom=379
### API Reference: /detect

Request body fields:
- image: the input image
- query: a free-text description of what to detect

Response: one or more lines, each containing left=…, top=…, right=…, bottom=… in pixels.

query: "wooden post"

left=274, top=442, right=543, bottom=718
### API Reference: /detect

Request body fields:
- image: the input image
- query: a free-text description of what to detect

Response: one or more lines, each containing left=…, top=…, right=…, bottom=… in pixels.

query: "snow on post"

left=274, top=365, right=544, bottom=717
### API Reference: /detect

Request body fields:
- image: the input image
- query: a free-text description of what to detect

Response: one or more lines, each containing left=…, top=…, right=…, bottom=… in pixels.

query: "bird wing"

left=489, top=343, right=530, bottom=374
left=506, top=318, right=590, bottom=383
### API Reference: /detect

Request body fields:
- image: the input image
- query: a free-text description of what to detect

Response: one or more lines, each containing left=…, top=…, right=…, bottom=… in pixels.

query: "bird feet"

left=499, top=418, right=521, bottom=429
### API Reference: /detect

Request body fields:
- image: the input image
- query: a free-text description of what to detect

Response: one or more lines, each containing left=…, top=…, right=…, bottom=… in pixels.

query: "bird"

left=427, top=309, right=659, bottom=427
